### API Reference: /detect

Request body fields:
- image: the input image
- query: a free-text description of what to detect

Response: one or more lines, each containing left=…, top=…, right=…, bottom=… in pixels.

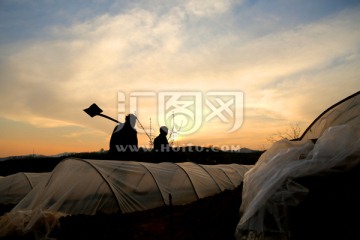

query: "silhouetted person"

left=109, top=114, right=138, bottom=160
left=153, top=126, right=170, bottom=152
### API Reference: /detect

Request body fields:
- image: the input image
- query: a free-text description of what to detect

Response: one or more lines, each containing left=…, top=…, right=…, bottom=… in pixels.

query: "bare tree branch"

left=267, top=122, right=302, bottom=143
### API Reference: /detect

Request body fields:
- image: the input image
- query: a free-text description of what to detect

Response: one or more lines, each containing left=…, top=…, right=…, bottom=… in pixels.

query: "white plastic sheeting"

left=0, top=172, right=50, bottom=205
left=0, top=160, right=252, bottom=237
left=235, top=91, right=360, bottom=239
left=300, top=91, right=360, bottom=141
left=235, top=125, right=360, bottom=239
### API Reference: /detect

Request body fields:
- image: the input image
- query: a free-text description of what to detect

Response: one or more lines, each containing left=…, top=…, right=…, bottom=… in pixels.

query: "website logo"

left=118, top=91, right=243, bottom=135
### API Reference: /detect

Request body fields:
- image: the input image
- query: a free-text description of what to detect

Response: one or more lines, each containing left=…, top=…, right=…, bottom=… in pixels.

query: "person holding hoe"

left=109, top=114, right=138, bottom=160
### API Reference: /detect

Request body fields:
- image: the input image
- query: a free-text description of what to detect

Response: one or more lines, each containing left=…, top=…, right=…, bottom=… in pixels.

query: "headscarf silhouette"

left=153, top=126, right=170, bottom=152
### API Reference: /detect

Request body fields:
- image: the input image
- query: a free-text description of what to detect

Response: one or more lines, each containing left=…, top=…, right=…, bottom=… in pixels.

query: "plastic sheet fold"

left=0, top=160, right=252, bottom=237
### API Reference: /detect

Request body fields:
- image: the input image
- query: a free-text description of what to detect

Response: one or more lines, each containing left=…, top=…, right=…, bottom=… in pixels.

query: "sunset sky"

left=0, top=0, right=360, bottom=157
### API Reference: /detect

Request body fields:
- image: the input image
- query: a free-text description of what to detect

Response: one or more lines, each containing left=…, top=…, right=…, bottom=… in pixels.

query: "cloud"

left=0, top=2, right=359, bottom=154
left=185, top=0, right=238, bottom=17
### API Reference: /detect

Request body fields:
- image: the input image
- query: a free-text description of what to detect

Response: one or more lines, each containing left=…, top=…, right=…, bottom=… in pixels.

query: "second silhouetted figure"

left=153, top=126, right=170, bottom=152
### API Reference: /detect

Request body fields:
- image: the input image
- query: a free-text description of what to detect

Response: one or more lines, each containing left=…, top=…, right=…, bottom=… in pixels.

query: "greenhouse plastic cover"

left=235, top=91, right=360, bottom=239
left=0, top=172, right=50, bottom=205
left=0, top=160, right=252, bottom=236
left=300, top=91, right=360, bottom=141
